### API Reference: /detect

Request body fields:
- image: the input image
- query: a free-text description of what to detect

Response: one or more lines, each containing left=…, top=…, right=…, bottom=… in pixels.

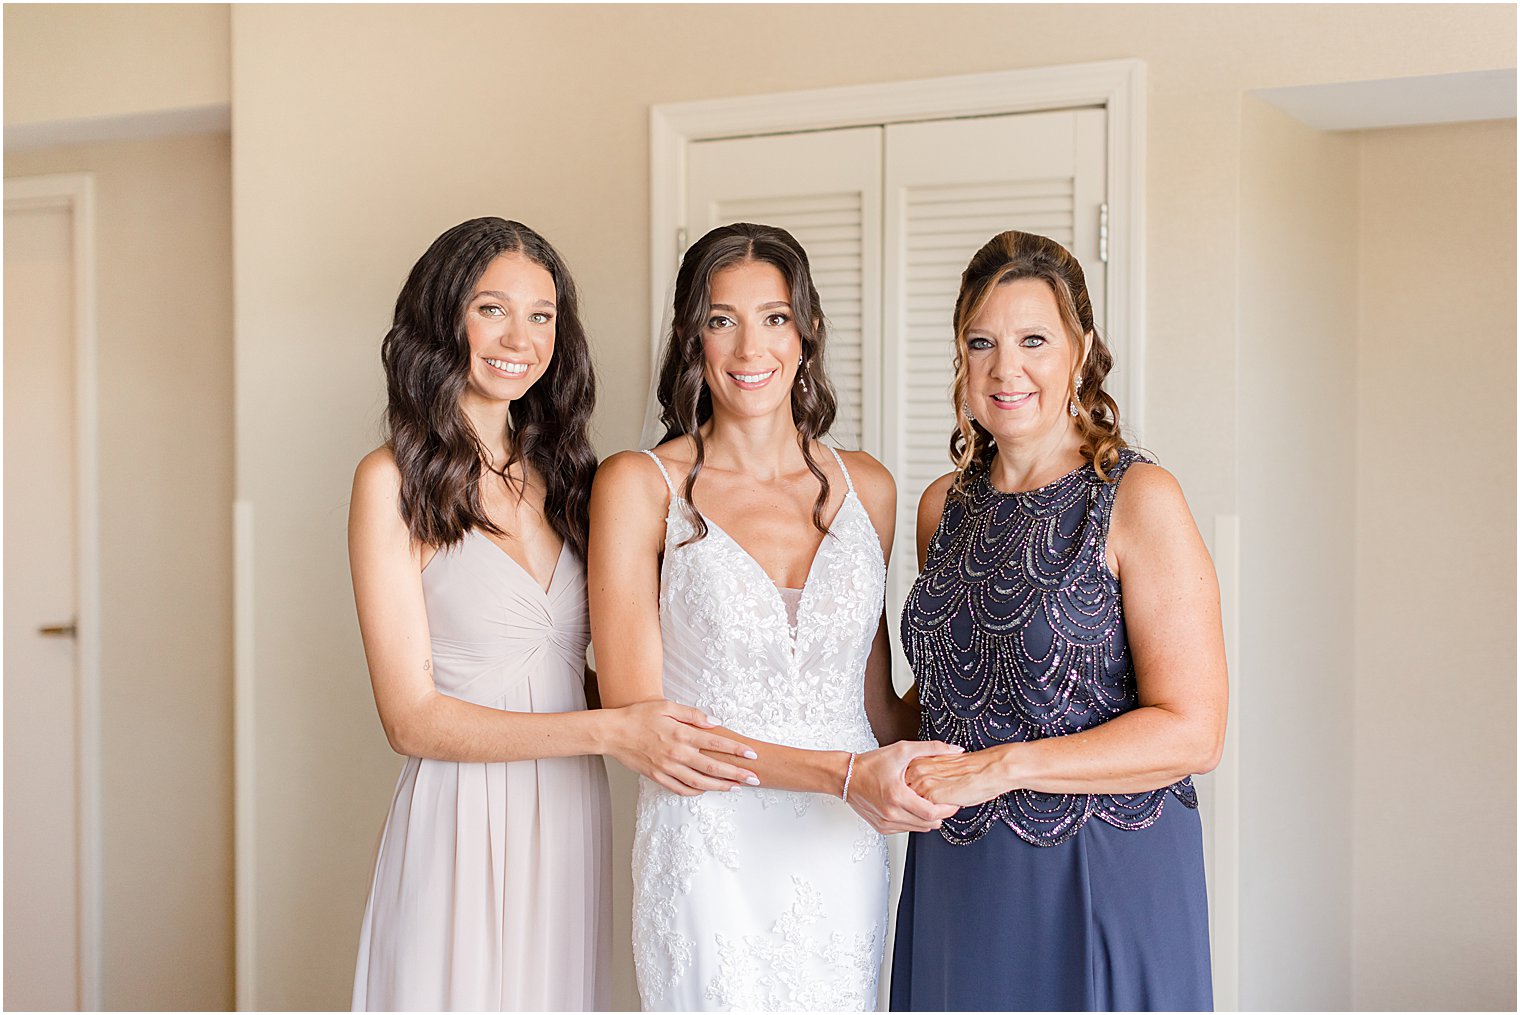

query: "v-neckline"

left=471, top=529, right=566, bottom=597
left=669, top=491, right=861, bottom=644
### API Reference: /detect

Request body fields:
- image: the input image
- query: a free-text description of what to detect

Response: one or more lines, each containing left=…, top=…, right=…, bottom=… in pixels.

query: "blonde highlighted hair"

left=949, top=231, right=1126, bottom=490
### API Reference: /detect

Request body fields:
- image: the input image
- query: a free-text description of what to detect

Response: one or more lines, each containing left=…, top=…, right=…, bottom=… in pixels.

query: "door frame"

left=4, top=171, right=103, bottom=1011
left=649, top=58, right=1148, bottom=444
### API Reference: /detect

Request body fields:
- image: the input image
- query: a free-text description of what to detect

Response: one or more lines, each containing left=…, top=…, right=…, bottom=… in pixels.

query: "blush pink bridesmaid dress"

left=352, top=531, right=612, bottom=1011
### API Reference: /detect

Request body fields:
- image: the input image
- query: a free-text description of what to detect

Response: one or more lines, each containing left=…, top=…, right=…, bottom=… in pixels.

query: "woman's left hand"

left=905, top=747, right=1014, bottom=808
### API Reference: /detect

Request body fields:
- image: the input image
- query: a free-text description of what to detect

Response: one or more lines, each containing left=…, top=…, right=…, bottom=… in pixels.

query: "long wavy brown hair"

left=381, top=217, right=597, bottom=559
left=949, top=231, right=1126, bottom=489
left=654, top=222, right=838, bottom=544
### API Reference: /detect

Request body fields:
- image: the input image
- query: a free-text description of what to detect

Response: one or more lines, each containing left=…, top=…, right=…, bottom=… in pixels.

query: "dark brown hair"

left=381, top=217, right=597, bottom=559
left=654, top=222, right=837, bottom=543
left=949, top=230, right=1126, bottom=488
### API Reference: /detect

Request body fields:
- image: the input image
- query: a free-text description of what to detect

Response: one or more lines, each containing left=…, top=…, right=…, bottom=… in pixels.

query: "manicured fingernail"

left=706, top=715, right=721, bottom=725
left=743, top=750, right=758, bottom=760
left=729, top=785, right=742, bottom=792
left=745, top=775, right=760, bottom=786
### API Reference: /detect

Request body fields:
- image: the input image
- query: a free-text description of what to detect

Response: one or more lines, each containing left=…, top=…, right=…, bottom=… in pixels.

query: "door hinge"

left=1098, top=202, right=1110, bottom=263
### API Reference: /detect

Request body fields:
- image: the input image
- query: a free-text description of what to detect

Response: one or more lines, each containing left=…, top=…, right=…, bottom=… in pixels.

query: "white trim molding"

left=234, top=499, right=256, bottom=1011
left=649, top=58, right=1148, bottom=441
left=1210, top=513, right=1242, bottom=1011
left=4, top=171, right=104, bottom=1011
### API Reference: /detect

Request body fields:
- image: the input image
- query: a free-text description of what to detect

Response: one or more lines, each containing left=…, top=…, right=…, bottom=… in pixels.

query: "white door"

left=882, top=108, right=1108, bottom=659
left=682, top=109, right=1109, bottom=635
left=4, top=200, right=83, bottom=1010
left=681, top=109, right=1110, bottom=1007
left=686, top=127, right=884, bottom=451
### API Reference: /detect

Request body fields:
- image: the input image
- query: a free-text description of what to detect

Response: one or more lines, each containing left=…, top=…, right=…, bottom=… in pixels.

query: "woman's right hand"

left=847, top=740, right=965, bottom=834
left=603, top=700, right=760, bottom=796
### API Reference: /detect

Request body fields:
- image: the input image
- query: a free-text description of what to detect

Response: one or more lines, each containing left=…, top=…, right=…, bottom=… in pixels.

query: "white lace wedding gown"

left=633, top=448, right=890, bottom=1012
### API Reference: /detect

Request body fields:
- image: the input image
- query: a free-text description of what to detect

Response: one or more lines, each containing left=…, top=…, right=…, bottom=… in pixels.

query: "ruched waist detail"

left=429, top=634, right=589, bottom=710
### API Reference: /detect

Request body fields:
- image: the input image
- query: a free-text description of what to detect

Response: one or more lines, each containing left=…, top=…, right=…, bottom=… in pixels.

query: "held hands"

left=846, top=740, right=965, bottom=834
left=905, top=745, right=1012, bottom=809
left=605, top=700, right=759, bottom=797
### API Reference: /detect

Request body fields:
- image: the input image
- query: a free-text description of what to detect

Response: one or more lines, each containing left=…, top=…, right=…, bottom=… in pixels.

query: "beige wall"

left=224, top=4, right=1514, bottom=1009
left=2, top=4, right=229, bottom=128
left=4, top=133, right=235, bottom=1009
left=3, top=3, right=1513, bottom=1010
left=1352, top=119, right=1516, bottom=1010
left=1237, top=97, right=1361, bottom=1009
left=228, top=3, right=1520, bottom=1008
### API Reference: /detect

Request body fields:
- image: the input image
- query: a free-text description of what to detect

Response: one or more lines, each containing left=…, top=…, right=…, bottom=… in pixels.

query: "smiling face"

left=700, top=259, right=804, bottom=424
left=461, top=252, right=557, bottom=409
left=963, top=277, right=1085, bottom=448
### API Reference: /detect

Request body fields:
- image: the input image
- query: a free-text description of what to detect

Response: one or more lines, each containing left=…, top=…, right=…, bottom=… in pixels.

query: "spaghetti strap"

left=641, top=449, right=677, bottom=493
left=824, top=444, right=855, bottom=495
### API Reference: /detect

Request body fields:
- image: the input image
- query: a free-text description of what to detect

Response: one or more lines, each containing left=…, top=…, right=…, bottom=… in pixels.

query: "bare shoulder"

left=1113, top=462, right=1189, bottom=521
left=918, top=471, right=958, bottom=527
left=348, top=445, right=415, bottom=561
left=352, top=444, right=403, bottom=508
left=591, top=449, right=672, bottom=521
left=1110, top=461, right=1202, bottom=554
left=836, top=448, right=895, bottom=509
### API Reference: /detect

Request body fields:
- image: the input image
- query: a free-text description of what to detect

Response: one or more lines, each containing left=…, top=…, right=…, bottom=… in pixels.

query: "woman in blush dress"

left=891, top=231, right=1227, bottom=1011
left=589, top=222, right=962, bottom=1011
left=348, top=218, right=758, bottom=1011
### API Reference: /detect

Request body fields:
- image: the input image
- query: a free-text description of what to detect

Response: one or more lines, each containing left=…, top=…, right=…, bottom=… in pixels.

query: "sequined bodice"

left=901, top=450, right=1196, bottom=846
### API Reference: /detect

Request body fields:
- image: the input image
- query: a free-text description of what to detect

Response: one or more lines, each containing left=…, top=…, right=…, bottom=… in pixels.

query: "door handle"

left=38, top=621, right=77, bottom=638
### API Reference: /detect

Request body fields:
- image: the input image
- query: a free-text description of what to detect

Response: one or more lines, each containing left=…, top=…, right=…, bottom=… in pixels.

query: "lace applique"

left=632, top=796, right=700, bottom=1003
left=703, top=876, right=881, bottom=1011
left=903, top=450, right=1198, bottom=847
left=633, top=449, right=889, bottom=1010
left=690, top=793, right=741, bottom=871
left=850, top=824, right=886, bottom=865
left=748, top=785, right=816, bottom=818
left=660, top=494, right=883, bottom=754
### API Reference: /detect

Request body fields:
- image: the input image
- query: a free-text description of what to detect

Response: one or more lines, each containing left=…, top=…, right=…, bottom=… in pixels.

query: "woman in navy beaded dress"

left=890, top=231, right=1227, bottom=1012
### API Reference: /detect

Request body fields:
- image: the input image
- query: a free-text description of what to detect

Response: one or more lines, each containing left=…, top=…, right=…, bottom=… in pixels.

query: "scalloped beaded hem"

left=938, top=781, right=1197, bottom=848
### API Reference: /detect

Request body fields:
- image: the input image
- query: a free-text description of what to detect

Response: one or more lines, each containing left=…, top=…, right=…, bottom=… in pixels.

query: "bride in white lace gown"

left=589, top=223, right=962, bottom=1011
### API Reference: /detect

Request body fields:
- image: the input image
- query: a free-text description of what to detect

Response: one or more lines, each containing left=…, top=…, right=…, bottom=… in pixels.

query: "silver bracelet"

left=841, top=752, right=856, bottom=801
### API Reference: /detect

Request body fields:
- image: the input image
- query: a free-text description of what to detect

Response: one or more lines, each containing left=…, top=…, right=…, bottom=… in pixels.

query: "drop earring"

left=1069, top=376, right=1082, bottom=418
left=963, top=401, right=975, bottom=423
left=797, top=354, right=808, bottom=391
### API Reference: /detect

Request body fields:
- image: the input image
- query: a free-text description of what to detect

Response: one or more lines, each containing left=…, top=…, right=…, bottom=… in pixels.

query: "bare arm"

left=907, top=464, right=1228, bottom=805
left=855, top=452, right=919, bottom=746
left=587, top=452, right=762, bottom=795
left=349, top=447, right=609, bottom=762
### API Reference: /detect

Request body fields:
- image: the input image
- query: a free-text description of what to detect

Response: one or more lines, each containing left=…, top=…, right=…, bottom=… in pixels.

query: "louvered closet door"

left=883, top=109, right=1107, bottom=669
left=686, top=127, right=883, bottom=451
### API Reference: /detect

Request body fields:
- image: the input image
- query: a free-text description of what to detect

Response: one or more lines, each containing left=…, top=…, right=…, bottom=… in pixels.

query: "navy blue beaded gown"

left=890, top=451, right=1212, bottom=1012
